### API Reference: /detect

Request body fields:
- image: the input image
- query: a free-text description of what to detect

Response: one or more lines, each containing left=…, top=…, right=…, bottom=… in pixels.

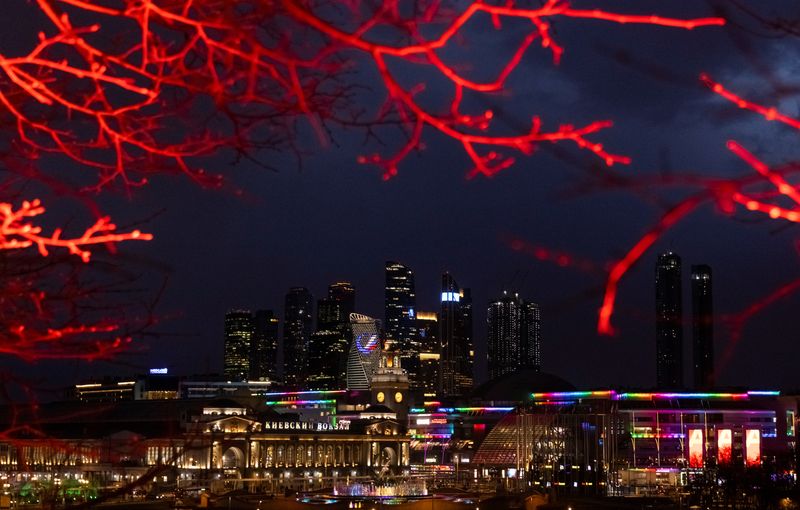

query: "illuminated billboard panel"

left=717, top=429, right=732, bottom=465
left=688, top=429, right=704, bottom=468
left=745, top=429, right=761, bottom=467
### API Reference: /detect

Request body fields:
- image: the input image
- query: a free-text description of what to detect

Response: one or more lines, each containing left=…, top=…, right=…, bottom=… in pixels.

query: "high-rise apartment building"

left=308, top=282, right=356, bottom=389
left=416, top=311, right=439, bottom=394
left=283, top=287, right=314, bottom=387
left=250, top=310, right=279, bottom=381
left=439, top=273, right=473, bottom=396
left=224, top=310, right=254, bottom=381
left=487, top=292, right=542, bottom=381
left=691, top=265, right=714, bottom=389
left=656, top=253, right=683, bottom=389
left=384, top=262, right=420, bottom=388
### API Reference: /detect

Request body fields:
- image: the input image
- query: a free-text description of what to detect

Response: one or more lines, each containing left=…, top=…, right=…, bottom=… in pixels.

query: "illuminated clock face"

left=376, top=391, right=385, bottom=403
left=394, top=392, right=403, bottom=403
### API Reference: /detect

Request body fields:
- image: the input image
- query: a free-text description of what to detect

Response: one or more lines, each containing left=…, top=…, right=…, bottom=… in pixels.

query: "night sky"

left=6, top=1, right=800, bottom=394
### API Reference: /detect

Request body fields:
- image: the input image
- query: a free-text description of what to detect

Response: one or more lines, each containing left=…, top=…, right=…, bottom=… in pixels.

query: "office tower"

left=308, top=282, right=356, bottom=389
left=346, top=313, right=383, bottom=390
left=439, top=273, right=473, bottom=396
left=655, top=253, right=683, bottom=389
left=692, top=265, right=714, bottom=389
left=487, top=293, right=542, bottom=381
left=224, top=310, right=254, bottom=381
left=384, top=262, right=420, bottom=388
left=250, top=310, right=279, bottom=381
left=283, top=287, right=314, bottom=387
left=416, top=311, right=439, bottom=393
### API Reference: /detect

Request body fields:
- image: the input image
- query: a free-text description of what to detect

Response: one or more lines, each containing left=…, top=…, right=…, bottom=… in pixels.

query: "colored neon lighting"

left=263, top=390, right=346, bottom=397
left=356, top=333, right=380, bottom=354
left=689, top=429, right=704, bottom=468
left=423, top=401, right=442, bottom=406
left=531, top=391, right=614, bottom=399
left=452, top=407, right=515, bottom=413
left=265, top=399, right=336, bottom=406
left=747, top=390, right=780, bottom=396
left=718, top=429, right=732, bottom=465
left=630, top=433, right=685, bottom=439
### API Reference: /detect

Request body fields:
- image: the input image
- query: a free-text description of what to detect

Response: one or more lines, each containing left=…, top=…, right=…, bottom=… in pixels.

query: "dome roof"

left=471, top=369, right=574, bottom=403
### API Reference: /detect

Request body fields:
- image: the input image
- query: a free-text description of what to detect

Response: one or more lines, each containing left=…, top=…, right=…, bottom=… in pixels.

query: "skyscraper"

left=656, top=253, right=683, bottom=389
left=283, top=287, right=314, bottom=387
left=416, top=311, right=439, bottom=393
left=487, top=292, right=542, bottom=381
left=692, top=264, right=714, bottom=389
left=224, top=310, right=253, bottom=381
left=308, top=282, right=356, bottom=389
left=250, top=310, right=279, bottom=381
left=439, top=273, right=473, bottom=396
left=384, top=262, right=420, bottom=387
left=346, top=313, right=383, bottom=390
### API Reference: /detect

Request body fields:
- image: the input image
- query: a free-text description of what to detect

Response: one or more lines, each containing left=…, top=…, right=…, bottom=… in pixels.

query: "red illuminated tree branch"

left=595, top=75, right=800, bottom=341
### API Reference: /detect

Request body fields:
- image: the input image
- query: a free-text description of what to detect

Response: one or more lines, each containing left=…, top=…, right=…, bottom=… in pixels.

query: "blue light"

left=408, top=308, right=415, bottom=318
left=441, top=292, right=460, bottom=302
left=356, top=333, right=380, bottom=354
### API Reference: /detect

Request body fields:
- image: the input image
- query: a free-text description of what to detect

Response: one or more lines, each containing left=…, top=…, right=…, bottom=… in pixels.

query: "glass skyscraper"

left=346, top=313, right=382, bottom=390
left=439, top=273, right=473, bottom=396
left=250, top=309, right=279, bottom=381
left=283, top=287, right=314, bottom=387
left=656, top=252, right=683, bottom=389
left=487, top=292, right=542, bottom=381
left=308, top=282, right=356, bottom=389
left=384, top=262, right=420, bottom=387
left=224, top=310, right=253, bottom=381
left=691, top=264, right=714, bottom=389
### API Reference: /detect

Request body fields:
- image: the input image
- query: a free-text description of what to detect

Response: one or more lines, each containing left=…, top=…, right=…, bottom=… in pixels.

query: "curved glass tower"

left=346, top=313, right=382, bottom=390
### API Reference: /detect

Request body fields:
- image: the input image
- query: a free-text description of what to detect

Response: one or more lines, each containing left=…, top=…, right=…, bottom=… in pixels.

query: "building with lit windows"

left=224, top=310, right=254, bottom=381
left=691, top=264, right=714, bottom=389
left=416, top=311, right=439, bottom=394
left=308, top=283, right=355, bottom=389
left=0, top=393, right=410, bottom=494
left=346, top=313, right=383, bottom=390
left=487, top=292, right=542, bottom=381
left=283, top=287, right=314, bottom=387
left=656, top=253, right=683, bottom=389
left=439, top=273, right=473, bottom=396
left=250, top=310, right=279, bottom=382
left=384, top=262, right=420, bottom=389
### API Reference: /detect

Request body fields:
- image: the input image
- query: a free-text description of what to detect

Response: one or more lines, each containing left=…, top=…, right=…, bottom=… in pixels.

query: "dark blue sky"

left=8, top=1, right=800, bottom=393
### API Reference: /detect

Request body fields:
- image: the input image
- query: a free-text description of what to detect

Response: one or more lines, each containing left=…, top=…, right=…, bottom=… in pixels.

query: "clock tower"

left=371, top=347, right=410, bottom=422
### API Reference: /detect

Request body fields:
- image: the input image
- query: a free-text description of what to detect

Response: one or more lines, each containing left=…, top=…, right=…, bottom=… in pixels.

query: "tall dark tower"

left=283, top=287, right=314, bottom=387
left=439, top=273, right=473, bottom=396
left=655, top=253, right=683, bottom=389
left=250, top=310, right=279, bottom=381
left=384, top=262, right=420, bottom=387
left=487, top=292, right=542, bottom=381
left=691, top=265, right=714, bottom=389
left=308, top=282, right=355, bottom=389
left=224, top=310, right=253, bottom=381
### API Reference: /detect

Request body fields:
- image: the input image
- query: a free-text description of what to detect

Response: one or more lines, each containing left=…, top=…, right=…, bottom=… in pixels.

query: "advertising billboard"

left=745, top=429, right=761, bottom=467
left=688, top=428, right=704, bottom=468
left=717, top=428, right=732, bottom=465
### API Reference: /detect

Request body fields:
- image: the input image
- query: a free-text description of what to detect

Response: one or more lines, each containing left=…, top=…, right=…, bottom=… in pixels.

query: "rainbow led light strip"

left=530, top=390, right=780, bottom=401
left=265, top=399, right=336, bottom=406
left=530, top=391, right=614, bottom=400
left=263, top=390, right=346, bottom=397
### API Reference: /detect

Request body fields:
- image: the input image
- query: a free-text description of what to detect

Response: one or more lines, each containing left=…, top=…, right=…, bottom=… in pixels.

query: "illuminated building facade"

left=283, top=287, right=314, bottom=387
left=346, top=313, right=383, bottom=390
left=487, top=292, right=542, bottom=381
left=691, top=265, right=714, bottom=389
left=224, top=310, right=254, bottom=381
left=384, top=262, right=420, bottom=388
left=308, top=283, right=356, bottom=389
left=416, top=311, right=439, bottom=394
left=656, top=253, right=683, bottom=389
left=0, top=394, right=410, bottom=492
left=250, top=310, right=279, bottom=382
left=439, top=273, right=473, bottom=396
